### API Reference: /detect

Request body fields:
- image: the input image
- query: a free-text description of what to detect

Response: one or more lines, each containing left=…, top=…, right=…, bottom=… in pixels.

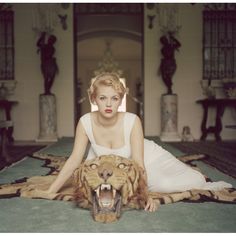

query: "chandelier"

left=94, top=38, right=123, bottom=77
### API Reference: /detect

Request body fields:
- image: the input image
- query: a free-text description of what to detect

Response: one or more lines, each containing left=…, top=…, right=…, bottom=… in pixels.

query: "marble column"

left=36, top=94, right=58, bottom=142
left=160, top=94, right=181, bottom=142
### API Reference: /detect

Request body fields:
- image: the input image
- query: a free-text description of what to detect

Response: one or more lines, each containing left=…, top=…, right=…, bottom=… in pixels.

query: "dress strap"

left=124, top=112, right=137, bottom=145
left=80, top=113, right=95, bottom=144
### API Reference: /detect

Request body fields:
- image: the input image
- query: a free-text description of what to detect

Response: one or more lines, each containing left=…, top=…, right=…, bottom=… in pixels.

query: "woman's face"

left=94, top=85, right=122, bottom=117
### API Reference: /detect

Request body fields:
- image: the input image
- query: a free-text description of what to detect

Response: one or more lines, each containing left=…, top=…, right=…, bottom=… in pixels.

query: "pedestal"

left=160, top=94, right=181, bottom=142
left=36, top=94, right=58, bottom=142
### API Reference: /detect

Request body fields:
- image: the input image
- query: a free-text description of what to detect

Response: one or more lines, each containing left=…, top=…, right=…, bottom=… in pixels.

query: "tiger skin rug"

left=0, top=152, right=235, bottom=223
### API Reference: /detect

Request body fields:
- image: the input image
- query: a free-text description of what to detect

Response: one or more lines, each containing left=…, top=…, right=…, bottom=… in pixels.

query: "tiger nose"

left=98, top=168, right=113, bottom=181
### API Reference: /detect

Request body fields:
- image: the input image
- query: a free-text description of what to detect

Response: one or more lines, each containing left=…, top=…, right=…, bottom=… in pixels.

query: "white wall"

left=12, top=3, right=74, bottom=141
left=144, top=3, right=236, bottom=140
left=10, top=3, right=236, bottom=141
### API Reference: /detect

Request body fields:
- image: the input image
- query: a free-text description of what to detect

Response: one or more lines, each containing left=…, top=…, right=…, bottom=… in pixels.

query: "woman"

left=46, top=73, right=232, bottom=212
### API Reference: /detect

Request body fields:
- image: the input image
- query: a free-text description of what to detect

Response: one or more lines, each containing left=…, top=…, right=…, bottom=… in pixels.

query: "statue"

left=159, top=32, right=181, bottom=94
left=37, top=32, right=59, bottom=95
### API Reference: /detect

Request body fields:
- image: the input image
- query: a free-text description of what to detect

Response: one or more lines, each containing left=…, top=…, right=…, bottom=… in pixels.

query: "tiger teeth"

left=101, top=184, right=111, bottom=190
left=95, top=187, right=100, bottom=197
left=95, top=184, right=112, bottom=197
left=112, top=189, right=116, bottom=198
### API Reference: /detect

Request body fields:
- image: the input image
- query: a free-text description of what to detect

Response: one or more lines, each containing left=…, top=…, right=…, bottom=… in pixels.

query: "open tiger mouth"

left=92, top=183, right=122, bottom=218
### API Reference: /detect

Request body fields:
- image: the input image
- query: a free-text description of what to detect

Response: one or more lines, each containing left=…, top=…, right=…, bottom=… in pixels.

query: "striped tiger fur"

left=0, top=152, right=235, bottom=205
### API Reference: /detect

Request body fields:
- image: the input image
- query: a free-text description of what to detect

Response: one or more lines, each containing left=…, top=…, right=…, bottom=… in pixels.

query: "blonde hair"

left=87, top=73, right=127, bottom=103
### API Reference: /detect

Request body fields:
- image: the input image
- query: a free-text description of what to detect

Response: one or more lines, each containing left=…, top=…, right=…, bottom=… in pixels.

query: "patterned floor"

left=0, top=145, right=46, bottom=170
left=167, top=141, right=236, bottom=178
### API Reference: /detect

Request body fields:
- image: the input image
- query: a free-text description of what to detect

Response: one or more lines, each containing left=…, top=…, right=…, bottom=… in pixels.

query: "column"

left=160, top=94, right=181, bottom=142
left=36, top=94, right=58, bottom=142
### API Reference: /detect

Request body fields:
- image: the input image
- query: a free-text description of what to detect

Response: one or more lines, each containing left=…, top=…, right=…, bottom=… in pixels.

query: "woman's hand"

left=21, top=186, right=58, bottom=200
left=144, top=196, right=159, bottom=212
left=35, top=189, right=58, bottom=199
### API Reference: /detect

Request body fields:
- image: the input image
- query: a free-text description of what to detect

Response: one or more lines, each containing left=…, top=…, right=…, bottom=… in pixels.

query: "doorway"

left=74, top=3, right=144, bottom=126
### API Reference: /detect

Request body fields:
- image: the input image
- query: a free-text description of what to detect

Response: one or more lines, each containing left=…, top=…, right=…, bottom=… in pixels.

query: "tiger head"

left=73, top=155, right=148, bottom=223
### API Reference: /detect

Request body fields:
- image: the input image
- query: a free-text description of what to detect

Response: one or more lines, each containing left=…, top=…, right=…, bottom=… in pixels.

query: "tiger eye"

left=90, top=164, right=98, bottom=169
left=118, top=163, right=126, bottom=169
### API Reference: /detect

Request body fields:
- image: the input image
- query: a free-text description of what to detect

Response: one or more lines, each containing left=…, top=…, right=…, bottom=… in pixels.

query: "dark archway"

left=73, top=3, right=144, bottom=128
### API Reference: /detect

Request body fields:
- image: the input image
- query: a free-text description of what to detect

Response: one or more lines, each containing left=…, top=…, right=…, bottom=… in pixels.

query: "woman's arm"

left=130, top=116, right=144, bottom=168
left=130, top=115, right=158, bottom=212
left=47, top=119, right=88, bottom=194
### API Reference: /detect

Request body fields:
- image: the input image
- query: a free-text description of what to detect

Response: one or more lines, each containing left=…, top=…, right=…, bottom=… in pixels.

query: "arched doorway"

left=74, top=3, right=144, bottom=126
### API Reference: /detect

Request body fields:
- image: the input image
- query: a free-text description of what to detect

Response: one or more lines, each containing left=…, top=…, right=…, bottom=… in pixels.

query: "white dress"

left=80, top=112, right=232, bottom=193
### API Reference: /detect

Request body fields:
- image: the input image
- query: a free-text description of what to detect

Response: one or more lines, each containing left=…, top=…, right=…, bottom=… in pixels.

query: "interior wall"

left=8, top=3, right=236, bottom=141
left=12, top=3, right=74, bottom=141
left=144, top=3, right=236, bottom=140
left=75, top=10, right=143, bottom=121
left=144, top=4, right=204, bottom=137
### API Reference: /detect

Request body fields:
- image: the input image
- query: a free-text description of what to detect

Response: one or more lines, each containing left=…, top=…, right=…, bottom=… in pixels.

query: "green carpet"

left=0, top=137, right=235, bottom=233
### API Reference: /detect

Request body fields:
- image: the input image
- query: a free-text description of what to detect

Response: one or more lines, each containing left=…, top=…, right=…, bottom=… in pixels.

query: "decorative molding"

left=77, top=29, right=141, bottom=42
left=75, top=3, right=142, bottom=14
left=204, top=3, right=236, bottom=11
left=0, top=3, right=12, bottom=11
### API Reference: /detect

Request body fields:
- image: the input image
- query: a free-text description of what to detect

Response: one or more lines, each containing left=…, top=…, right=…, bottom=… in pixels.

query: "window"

left=0, top=10, right=14, bottom=80
left=203, top=6, right=236, bottom=82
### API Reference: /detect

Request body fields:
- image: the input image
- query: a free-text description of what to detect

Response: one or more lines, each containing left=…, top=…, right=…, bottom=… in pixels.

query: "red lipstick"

left=105, top=109, right=112, bottom=113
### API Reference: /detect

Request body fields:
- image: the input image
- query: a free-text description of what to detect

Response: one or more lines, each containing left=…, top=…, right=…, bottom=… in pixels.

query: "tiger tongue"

left=100, top=189, right=112, bottom=200
left=99, top=190, right=114, bottom=208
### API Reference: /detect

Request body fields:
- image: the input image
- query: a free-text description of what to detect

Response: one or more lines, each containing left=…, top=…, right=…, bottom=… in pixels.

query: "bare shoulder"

left=80, top=112, right=91, bottom=121
left=90, top=111, right=99, bottom=125
left=131, top=113, right=141, bottom=124
left=123, top=112, right=141, bottom=125
left=134, top=116, right=142, bottom=128
left=69, top=116, right=89, bottom=159
left=131, top=114, right=143, bottom=134
left=76, top=116, right=88, bottom=135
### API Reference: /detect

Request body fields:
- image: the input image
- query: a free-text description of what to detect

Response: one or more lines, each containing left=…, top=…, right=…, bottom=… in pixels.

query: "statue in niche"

left=37, top=32, right=59, bottom=95
left=159, top=32, right=181, bottom=94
